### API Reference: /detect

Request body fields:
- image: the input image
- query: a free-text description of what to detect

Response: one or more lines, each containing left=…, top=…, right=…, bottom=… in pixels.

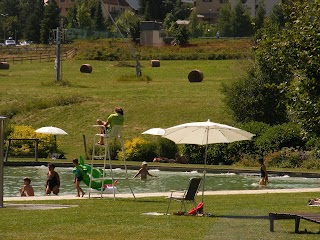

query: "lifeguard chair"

left=89, top=125, right=135, bottom=199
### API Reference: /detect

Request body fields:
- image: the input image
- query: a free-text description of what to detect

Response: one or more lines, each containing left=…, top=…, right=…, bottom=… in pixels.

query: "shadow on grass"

left=213, top=214, right=269, bottom=219
left=212, top=215, right=320, bottom=235
left=294, top=230, right=320, bottom=235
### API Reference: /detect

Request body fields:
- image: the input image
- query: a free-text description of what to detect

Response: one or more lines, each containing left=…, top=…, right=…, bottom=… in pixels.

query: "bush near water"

left=6, top=122, right=320, bottom=169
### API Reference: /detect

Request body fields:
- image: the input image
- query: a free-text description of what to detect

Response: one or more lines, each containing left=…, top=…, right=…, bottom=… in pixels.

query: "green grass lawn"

left=1, top=59, right=248, bottom=158
left=1, top=192, right=320, bottom=240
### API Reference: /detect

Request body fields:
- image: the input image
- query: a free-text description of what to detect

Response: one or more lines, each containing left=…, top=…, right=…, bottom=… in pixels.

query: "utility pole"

left=53, top=27, right=61, bottom=82
left=0, top=14, right=8, bottom=44
left=0, top=116, right=6, bottom=208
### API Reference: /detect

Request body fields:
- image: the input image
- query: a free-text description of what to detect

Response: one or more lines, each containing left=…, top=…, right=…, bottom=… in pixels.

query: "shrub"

left=88, top=139, right=121, bottom=160
left=118, top=137, right=157, bottom=162
left=181, top=144, right=205, bottom=164
left=300, top=156, right=320, bottom=170
left=240, top=121, right=270, bottom=138
left=182, top=143, right=231, bottom=165
left=254, top=123, right=305, bottom=154
left=305, top=137, right=320, bottom=158
left=225, top=141, right=255, bottom=163
left=264, top=148, right=304, bottom=168
left=7, top=125, right=57, bottom=158
left=233, top=153, right=258, bottom=167
left=206, top=144, right=230, bottom=165
left=222, top=121, right=271, bottom=162
left=157, top=138, right=178, bottom=159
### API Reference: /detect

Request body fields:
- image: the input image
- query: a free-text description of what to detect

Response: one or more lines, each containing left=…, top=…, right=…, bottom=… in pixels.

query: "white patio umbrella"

left=35, top=126, right=68, bottom=154
left=35, top=126, right=68, bottom=135
left=162, top=119, right=255, bottom=202
left=142, top=128, right=165, bottom=136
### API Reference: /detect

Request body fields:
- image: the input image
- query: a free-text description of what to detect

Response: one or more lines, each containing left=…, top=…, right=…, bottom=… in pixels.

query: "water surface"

left=4, top=166, right=320, bottom=197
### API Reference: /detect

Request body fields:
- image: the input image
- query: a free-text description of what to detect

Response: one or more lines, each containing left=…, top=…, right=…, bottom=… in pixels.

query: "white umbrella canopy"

left=163, top=120, right=254, bottom=145
left=35, top=126, right=68, bottom=135
left=35, top=126, right=68, bottom=155
left=162, top=120, right=255, bottom=203
left=142, top=128, right=165, bottom=136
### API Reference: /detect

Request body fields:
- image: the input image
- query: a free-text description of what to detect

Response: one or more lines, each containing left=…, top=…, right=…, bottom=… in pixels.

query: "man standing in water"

left=133, top=161, right=157, bottom=180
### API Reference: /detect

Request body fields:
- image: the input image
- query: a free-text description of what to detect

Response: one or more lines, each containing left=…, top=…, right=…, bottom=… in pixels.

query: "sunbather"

left=308, top=198, right=320, bottom=205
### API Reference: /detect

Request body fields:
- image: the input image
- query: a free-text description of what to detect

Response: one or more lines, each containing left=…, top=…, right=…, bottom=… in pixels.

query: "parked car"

left=5, top=38, right=16, bottom=46
left=19, top=41, right=30, bottom=46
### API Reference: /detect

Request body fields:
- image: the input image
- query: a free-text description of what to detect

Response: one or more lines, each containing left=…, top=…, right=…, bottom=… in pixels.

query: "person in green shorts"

left=96, top=107, right=124, bottom=145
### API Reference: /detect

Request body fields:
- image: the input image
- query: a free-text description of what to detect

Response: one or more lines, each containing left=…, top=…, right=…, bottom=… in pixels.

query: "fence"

left=0, top=48, right=77, bottom=64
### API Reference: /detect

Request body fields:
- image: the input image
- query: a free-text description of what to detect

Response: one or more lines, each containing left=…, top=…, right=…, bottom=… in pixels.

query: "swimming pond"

left=3, top=166, right=320, bottom=197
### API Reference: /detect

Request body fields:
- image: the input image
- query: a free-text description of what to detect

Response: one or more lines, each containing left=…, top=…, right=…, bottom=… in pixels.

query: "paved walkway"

left=4, top=188, right=320, bottom=202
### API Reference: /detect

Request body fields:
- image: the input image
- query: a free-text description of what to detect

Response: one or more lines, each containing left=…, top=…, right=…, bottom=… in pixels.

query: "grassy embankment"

left=0, top=38, right=253, bottom=160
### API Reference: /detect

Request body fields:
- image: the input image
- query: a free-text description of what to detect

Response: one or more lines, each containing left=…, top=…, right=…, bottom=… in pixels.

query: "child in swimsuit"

left=133, top=161, right=157, bottom=180
left=19, top=177, right=34, bottom=197
left=72, top=158, right=85, bottom=197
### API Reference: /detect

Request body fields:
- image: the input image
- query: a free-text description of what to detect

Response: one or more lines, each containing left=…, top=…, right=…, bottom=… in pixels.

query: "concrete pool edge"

left=4, top=161, right=320, bottom=178
left=4, top=188, right=320, bottom=202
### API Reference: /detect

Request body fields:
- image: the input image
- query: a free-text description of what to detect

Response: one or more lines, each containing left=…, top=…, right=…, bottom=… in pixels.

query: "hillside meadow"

left=1, top=39, right=252, bottom=159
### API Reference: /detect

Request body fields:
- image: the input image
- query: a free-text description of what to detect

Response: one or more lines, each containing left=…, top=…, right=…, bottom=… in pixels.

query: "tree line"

left=0, top=0, right=279, bottom=44
left=222, top=1, right=320, bottom=163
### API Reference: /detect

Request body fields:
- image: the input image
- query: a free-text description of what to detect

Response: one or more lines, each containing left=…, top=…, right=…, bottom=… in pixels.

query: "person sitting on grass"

left=19, top=177, right=34, bottom=197
left=133, top=161, right=157, bottom=180
left=96, top=107, right=124, bottom=145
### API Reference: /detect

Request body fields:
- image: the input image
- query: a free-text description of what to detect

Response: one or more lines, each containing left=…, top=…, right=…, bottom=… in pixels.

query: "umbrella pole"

left=202, top=144, right=208, bottom=203
left=54, top=135, right=57, bottom=153
left=202, top=127, right=209, bottom=203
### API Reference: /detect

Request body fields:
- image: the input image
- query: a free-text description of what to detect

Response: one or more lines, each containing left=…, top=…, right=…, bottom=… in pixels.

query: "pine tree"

left=40, top=0, right=60, bottom=44
left=94, top=0, right=105, bottom=32
left=23, top=0, right=44, bottom=43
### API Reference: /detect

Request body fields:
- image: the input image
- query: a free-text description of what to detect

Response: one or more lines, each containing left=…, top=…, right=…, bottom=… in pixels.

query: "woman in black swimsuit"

left=258, top=157, right=268, bottom=186
left=45, top=163, right=60, bottom=195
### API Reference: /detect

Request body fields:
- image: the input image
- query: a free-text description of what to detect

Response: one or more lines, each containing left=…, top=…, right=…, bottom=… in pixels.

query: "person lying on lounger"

left=308, top=198, right=320, bottom=205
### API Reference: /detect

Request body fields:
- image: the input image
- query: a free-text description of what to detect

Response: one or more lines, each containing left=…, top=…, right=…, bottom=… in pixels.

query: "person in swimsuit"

left=258, top=157, right=268, bottom=186
left=72, top=158, right=85, bottom=197
left=19, top=177, right=34, bottom=197
left=45, top=163, right=60, bottom=195
left=133, top=161, right=157, bottom=180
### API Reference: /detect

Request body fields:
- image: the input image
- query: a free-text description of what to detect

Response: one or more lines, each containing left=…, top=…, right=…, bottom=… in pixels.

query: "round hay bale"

left=0, top=62, right=9, bottom=70
left=188, top=70, right=203, bottom=82
left=150, top=60, right=160, bottom=67
left=80, top=64, right=92, bottom=73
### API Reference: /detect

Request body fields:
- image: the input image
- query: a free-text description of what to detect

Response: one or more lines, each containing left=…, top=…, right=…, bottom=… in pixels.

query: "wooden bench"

left=269, top=212, right=320, bottom=233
